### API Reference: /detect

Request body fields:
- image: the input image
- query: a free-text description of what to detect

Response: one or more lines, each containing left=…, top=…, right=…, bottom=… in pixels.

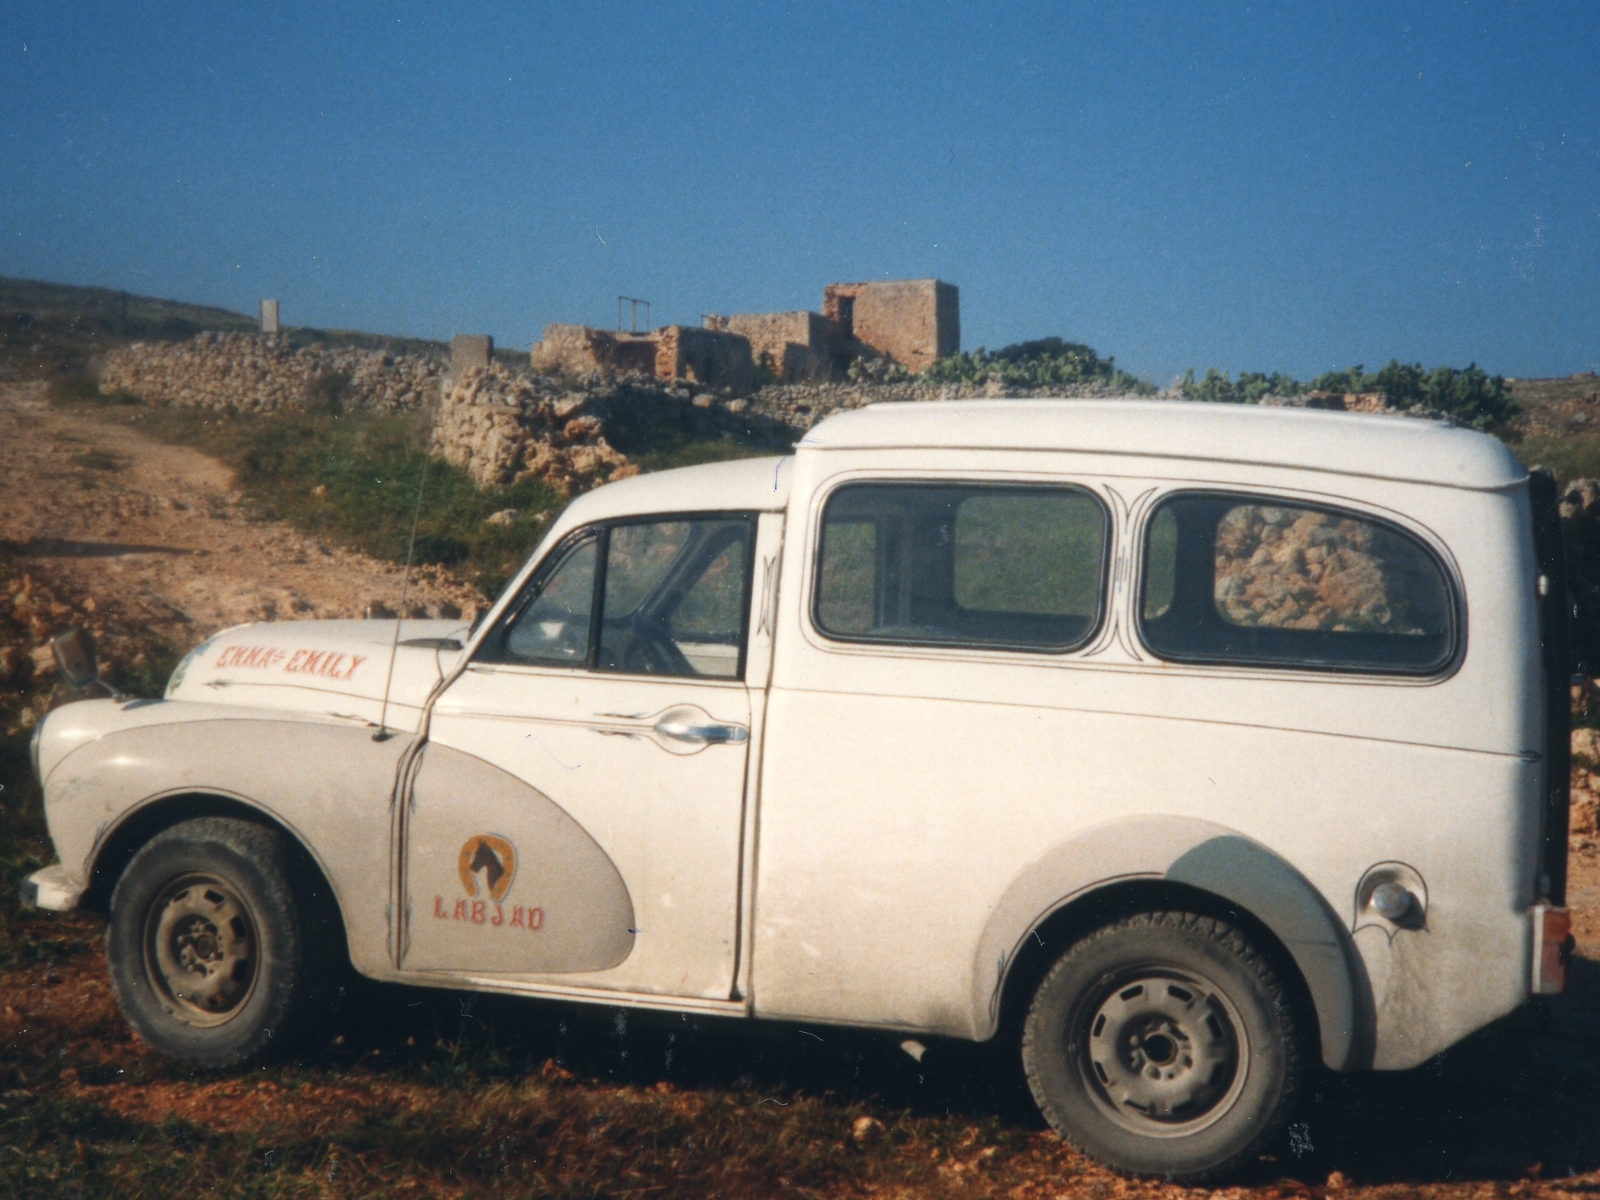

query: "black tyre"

left=1022, top=910, right=1304, bottom=1182
left=106, top=816, right=323, bottom=1068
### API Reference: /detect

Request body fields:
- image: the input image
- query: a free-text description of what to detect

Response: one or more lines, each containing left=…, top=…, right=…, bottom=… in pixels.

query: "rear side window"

left=1139, top=494, right=1456, bottom=673
left=815, top=482, right=1108, bottom=651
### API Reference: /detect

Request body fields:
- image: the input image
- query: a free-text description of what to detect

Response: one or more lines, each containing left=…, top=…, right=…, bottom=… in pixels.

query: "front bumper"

left=18, top=865, right=84, bottom=912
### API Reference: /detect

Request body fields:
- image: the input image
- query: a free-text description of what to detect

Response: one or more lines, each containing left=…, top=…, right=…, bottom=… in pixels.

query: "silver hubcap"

left=1078, top=969, right=1247, bottom=1136
left=143, top=873, right=258, bottom=1026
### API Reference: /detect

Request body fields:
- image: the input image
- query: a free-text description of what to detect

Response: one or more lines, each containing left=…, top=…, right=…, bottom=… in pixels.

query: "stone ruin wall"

left=704, top=311, right=837, bottom=382
left=535, top=278, right=961, bottom=388
left=823, top=279, right=960, bottom=373
left=530, top=323, right=756, bottom=392
left=97, top=331, right=447, bottom=413
left=651, top=325, right=754, bottom=393
left=530, top=324, right=656, bottom=377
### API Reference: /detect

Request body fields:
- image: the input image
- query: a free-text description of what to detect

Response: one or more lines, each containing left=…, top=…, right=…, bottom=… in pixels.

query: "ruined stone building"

left=820, top=279, right=960, bottom=373
left=701, top=310, right=837, bottom=382
left=530, top=278, right=959, bottom=390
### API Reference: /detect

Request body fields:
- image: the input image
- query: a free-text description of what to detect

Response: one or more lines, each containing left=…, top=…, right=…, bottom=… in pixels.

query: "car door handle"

left=653, top=707, right=749, bottom=746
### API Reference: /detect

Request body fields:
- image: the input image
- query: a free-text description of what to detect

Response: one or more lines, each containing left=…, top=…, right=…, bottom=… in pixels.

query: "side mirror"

left=51, top=626, right=100, bottom=690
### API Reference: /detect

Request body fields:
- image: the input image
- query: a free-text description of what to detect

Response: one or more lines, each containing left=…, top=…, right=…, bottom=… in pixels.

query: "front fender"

left=45, top=713, right=408, bottom=978
left=972, top=815, right=1371, bottom=1071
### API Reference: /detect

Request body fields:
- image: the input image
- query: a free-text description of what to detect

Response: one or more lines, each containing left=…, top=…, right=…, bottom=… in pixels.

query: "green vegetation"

left=1309, top=361, right=1515, bottom=429
left=1510, top=434, right=1600, bottom=488
left=1177, top=359, right=1516, bottom=431
left=1176, top=368, right=1305, bottom=406
left=953, top=491, right=1105, bottom=616
left=588, top=374, right=796, bottom=475
left=923, top=337, right=1154, bottom=393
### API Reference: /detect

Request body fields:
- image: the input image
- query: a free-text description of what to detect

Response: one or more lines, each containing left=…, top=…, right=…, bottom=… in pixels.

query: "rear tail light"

left=1532, top=904, right=1574, bottom=995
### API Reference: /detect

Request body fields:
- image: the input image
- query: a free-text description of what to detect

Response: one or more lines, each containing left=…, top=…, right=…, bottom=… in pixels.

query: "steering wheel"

left=621, top=614, right=695, bottom=677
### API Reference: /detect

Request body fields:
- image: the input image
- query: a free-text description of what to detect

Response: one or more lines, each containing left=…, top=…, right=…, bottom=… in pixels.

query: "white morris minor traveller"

left=23, top=399, right=1577, bottom=1179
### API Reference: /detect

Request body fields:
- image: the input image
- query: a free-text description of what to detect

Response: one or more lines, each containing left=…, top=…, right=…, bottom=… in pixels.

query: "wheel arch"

left=973, top=817, right=1374, bottom=1071
left=46, top=717, right=408, bottom=976
left=83, top=790, right=340, bottom=930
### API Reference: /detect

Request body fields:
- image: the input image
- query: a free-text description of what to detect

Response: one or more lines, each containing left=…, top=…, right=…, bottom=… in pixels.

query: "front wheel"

left=1022, top=910, right=1304, bottom=1182
left=106, top=816, right=323, bottom=1068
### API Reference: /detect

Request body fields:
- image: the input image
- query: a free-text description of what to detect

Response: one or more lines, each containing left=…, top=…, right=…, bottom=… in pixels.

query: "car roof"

left=561, top=454, right=794, bottom=523
left=800, top=399, right=1528, bottom=491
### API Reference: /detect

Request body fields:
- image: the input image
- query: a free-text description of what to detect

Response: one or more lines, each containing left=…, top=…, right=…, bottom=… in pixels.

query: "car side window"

left=597, top=518, right=753, bottom=679
left=500, top=537, right=599, bottom=666
left=1139, top=493, right=1456, bottom=673
left=481, top=516, right=755, bottom=679
left=814, top=482, right=1109, bottom=651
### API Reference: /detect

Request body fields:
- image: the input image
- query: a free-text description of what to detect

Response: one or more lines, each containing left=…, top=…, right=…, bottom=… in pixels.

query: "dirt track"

left=0, top=381, right=482, bottom=669
left=3, top=382, right=1600, bottom=1195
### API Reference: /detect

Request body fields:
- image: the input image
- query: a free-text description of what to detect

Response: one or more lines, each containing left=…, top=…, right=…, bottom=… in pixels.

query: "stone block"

left=259, top=299, right=279, bottom=335
left=452, top=334, right=494, bottom=377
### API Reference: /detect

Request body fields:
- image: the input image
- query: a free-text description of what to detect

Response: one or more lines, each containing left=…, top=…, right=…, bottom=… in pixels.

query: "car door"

left=401, top=512, right=758, bottom=1001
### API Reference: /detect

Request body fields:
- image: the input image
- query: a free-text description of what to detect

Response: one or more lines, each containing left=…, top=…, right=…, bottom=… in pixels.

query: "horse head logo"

left=457, top=834, right=517, bottom=902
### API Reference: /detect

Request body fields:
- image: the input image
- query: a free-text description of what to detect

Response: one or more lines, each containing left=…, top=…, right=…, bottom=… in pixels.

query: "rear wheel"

left=106, top=817, right=323, bottom=1068
left=1022, top=910, right=1304, bottom=1182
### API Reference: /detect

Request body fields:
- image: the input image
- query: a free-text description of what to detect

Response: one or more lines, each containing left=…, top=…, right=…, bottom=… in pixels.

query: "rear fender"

left=973, top=815, right=1372, bottom=1071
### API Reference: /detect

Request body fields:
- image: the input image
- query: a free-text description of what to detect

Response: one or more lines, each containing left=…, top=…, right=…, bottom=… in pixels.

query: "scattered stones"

left=484, top=509, right=519, bottom=525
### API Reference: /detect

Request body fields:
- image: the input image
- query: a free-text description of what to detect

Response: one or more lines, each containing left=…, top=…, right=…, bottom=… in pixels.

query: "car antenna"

left=374, top=450, right=431, bottom=742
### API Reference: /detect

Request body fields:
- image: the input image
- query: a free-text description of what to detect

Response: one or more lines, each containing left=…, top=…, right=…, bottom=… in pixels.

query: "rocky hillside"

left=1509, top=371, right=1600, bottom=438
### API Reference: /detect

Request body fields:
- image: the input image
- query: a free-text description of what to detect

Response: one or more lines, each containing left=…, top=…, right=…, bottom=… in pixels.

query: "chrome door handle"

left=653, top=707, right=749, bottom=745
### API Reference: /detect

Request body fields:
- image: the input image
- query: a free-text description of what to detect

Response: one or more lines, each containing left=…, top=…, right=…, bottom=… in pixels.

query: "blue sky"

left=3, top=1, right=1596, bottom=383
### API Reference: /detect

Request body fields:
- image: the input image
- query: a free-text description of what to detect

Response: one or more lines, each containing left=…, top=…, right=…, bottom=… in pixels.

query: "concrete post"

left=451, top=334, right=493, bottom=378
left=259, top=299, right=280, bottom=335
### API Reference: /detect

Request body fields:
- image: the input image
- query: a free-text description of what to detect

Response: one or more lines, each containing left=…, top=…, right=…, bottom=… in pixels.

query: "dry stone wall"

left=430, top=363, right=641, bottom=495
left=98, top=332, right=446, bottom=413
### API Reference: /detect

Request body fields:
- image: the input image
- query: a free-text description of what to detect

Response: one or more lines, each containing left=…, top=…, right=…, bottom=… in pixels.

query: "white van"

left=24, top=400, right=1576, bottom=1180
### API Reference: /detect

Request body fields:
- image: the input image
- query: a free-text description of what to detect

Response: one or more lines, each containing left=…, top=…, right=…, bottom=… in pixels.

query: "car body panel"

left=39, top=709, right=407, bottom=976
left=29, top=402, right=1553, bottom=1075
